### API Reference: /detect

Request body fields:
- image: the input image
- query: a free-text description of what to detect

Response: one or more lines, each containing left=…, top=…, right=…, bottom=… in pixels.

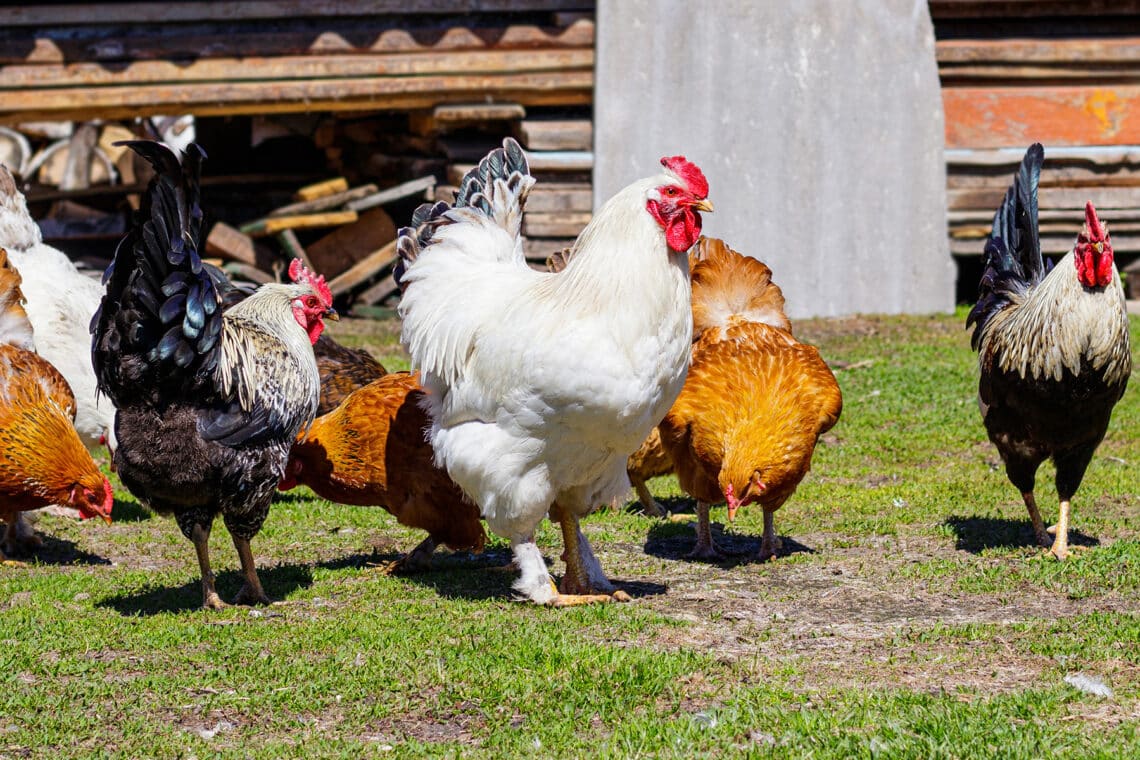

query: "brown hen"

left=281, top=371, right=485, bottom=571
left=657, top=237, right=842, bottom=560
left=313, top=333, right=387, bottom=416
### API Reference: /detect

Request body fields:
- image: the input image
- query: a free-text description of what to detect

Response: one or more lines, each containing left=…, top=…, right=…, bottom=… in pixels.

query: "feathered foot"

left=377, top=536, right=438, bottom=575
left=633, top=479, right=667, bottom=518
left=1022, top=491, right=1052, bottom=548
left=230, top=535, right=271, bottom=606
left=757, top=509, right=783, bottom=561
left=1047, top=500, right=1072, bottom=561
left=191, top=524, right=227, bottom=610
left=687, top=501, right=727, bottom=560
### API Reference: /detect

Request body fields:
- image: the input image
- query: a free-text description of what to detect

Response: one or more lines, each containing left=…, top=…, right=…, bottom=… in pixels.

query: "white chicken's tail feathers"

left=395, top=138, right=534, bottom=288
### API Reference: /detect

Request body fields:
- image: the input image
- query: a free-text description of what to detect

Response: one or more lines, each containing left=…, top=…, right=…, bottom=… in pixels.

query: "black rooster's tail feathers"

left=92, top=141, right=224, bottom=406
left=394, top=137, right=531, bottom=290
left=966, top=143, right=1045, bottom=349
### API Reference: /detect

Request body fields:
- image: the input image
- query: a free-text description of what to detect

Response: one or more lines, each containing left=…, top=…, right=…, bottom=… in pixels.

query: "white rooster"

left=0, top=166, right=114, bottom=456
left=397, top=138, right=712, bottom=606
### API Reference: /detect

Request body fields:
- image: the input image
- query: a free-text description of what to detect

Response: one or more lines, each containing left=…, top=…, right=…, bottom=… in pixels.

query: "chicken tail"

left=0, top=246, right=34, bottom=351
left=689, top=236, right=791, bottom=338
left=91, top=140, right=224, bottom=406
left=0, top=166, right=44, bottom=252
left=966, top=143, right=1045, bottom=350
left=395, top=137, right=534, bottom=288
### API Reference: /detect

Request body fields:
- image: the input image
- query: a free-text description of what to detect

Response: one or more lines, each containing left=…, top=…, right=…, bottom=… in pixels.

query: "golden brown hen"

left=657, top=237, right=842, bottom=560
left=0, top=248, right=113, bottom=562
left=280, top=371, right=485, bottom=571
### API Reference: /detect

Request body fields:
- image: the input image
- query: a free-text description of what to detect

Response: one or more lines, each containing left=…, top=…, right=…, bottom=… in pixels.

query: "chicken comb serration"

left=660, top=155, right=709, bottom=199
left=288, top=258, right=332, bottom=307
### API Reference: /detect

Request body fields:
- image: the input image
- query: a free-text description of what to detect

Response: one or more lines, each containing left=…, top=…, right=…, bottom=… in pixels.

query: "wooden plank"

left=937, top=37, right=1140, bottom=65
left=240, top=210, right=358, bottom=237
left=943, top=85, right=1140, bottom=149
left=305, top=207, right=397, bottom=278
left=276, top=229, right=315, bottom=272
left=356, top=274, right=400, bottom=306
left=522, top=211, right=591, bottom=237
left=949, top=185, right=1140, bottom=212
left=515, top=119, right=592, bottom=151
left=204, top=222, right=258, bottom=266
left=294, top=178, right=348, bottom=202
left=0, top=70, right=593, bottom=124
left=949, top=232, right=1140, bottom=256
left=269, top=184, right=378, bottom=217
left=929, top=1, right=1140, bottom=19
left=0, top=20, right=596, bottom=66
left=525, top=184, right=593, bottom=213
left=0, top=1, right=598, bottom=26
left=346, top=176, right=437, bottom=212
left=0, top=49, right=595, bottom=89
left=326, top=240, right=399, bottom=296
left=223, top=261, right=275, bottom=284
left=525, top=150, right=593, bottom=172
left=410, top=102, right=527, bottom=135
left=946, top=145, right=1140, bottom=167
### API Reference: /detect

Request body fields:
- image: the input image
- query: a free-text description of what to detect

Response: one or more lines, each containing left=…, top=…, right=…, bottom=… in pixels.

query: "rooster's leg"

left=230, top=536, right=271, bottom=606
left=632, top=477, right=667, bottom=518
left=191, top=524, right=227, bottom=610
left=1021, top=491, right=1052, bottom=547
left=1048, top=500, right=1072, bottom=561
left=687, top=501, right=726, bottom=560
left=758, top=509, right=781, bottom=561
left=550, top=509, right=629, bottom=606
left=379, top=536, right=438, bottom=575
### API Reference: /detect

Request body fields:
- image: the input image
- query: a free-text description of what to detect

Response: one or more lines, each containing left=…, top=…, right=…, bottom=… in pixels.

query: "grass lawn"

left=2, top=308, right=1137, bottom=759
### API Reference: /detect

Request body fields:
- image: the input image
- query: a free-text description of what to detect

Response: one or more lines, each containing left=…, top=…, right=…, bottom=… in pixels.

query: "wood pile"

left=0, top=2, right=595, bottom=125
left=930, top=0, right=1140, bottom=293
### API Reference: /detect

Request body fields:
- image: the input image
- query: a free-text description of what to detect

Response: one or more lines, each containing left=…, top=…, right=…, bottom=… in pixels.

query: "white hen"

left=0, top=166, right=115, bottom=455
left=397, top=138, right=712, bottom=605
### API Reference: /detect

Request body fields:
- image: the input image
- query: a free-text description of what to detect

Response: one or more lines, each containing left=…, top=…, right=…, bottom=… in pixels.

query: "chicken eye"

left=664, top=187, right=679, bottom=197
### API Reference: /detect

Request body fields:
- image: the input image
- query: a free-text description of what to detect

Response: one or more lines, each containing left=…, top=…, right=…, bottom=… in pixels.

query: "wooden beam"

left=269, top=184, right=378, bottom=217
left=326, top=240, right=399, bottom=296
left=515, top=119, right=592, bottom=151
left=525, top=184, right=593, bottom=213
left=0, top=1, right=598, bottom=26
left=356, top=274, right=401, bottom=306
left=276, top=229, right=315, bottom=272
left=937, top=37, right=1140, bottom=65
left=0, top=49, right=595, bottom=89
left=240, top=210, right=358, bottom=237
left=345, top=176, right=437, bottom=212
left=522, top=211, right=591, bottom=238
left=943, top=85, right=1140, bottom=149
left=205, top=222, right=258, bottom=266
left=294, top=177, right=348, bottom=202
left=305, top=207, right=397, bottom=278
left=0, top=70, right=593, bottom=124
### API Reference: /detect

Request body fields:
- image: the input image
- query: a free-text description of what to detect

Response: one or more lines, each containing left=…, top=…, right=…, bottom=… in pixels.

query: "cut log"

left=294, top=177, right=348, bottom=202
left=268, top=183, right=378, bottom=217
left=240, top=210, right=358, bottom=237
left=326, top=240, right=399, bottom=296
left=305, top=207, right=397, bottom=278
left=514, top=119, right=592, bottom=151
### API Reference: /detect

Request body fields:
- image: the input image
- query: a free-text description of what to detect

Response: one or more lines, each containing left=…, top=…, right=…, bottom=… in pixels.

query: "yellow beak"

left=325, top=308, right=340, bottom=321
left=693, top=199, right=714, bottom=213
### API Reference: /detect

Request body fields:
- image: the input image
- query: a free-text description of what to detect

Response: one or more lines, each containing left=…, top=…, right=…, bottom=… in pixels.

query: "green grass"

left=1, top=310, right=1137, bottom=758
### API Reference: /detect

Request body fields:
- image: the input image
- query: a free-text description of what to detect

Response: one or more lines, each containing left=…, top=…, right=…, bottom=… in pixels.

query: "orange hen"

left=281, top=371, right=485, bottom=571
left=657, top=237, right=841, bottom=560
left=0, top=248, right=112, bottom=562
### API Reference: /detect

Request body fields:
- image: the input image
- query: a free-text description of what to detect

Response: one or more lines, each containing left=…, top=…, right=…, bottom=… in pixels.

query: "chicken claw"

left=687, top=501, right=728, bottom=560
left=546, top=579, right=630, bottom=607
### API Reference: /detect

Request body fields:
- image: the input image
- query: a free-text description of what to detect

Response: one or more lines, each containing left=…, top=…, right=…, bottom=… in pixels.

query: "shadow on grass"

left=643, top=517, right=815, bottom=566
left=943, top=515, right=1100, bottom=554
left=109, top=498, right=154, bottom=523
left=16, top=533, right=112, bottom=566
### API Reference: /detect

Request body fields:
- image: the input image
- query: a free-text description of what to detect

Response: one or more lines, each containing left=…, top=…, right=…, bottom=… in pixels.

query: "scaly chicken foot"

left=191, top=524, right=227, bottom=610
left=378, top=536, right=438, bottom=575
left=1021, top=491, right=1052, bottom=548
left=758, top=509, right=782, bottom=561
left=1047, top=499, right=1072, bottom=561
left=632, top=478, right=667, bottom=518
left=2, top=514, right=42, bottom=558
left=551, top=508, right=630, bottom=605
left=687, top=501, right=727, bottom=560
left=231, top=535, right=271, bottom=606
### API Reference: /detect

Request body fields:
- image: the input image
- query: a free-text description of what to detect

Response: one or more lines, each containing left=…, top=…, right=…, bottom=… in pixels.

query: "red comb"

left=1083, top=201, right=1108, bottom=241
left=660, top=155, right=709, bottom=198
left=288, top=258, right=332, bottom=307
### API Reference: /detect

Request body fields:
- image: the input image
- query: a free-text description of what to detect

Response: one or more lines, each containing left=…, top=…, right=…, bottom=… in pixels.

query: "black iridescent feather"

left=91, top=141, right=224, bottom=406
left=966, top=143, right=1045, bottom=350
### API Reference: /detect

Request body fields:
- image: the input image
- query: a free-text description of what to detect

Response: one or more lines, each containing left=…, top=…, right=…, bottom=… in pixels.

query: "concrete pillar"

left=594, top=0, right=953, bottom=318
